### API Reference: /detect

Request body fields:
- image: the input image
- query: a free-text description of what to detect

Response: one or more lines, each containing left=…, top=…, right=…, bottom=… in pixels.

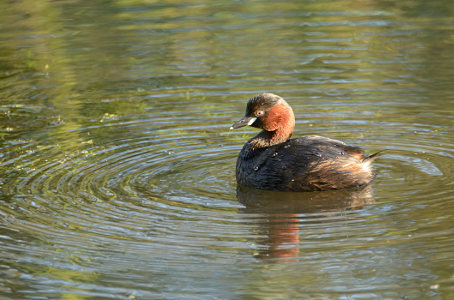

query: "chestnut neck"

left=248, top=103, right=295, bottom=149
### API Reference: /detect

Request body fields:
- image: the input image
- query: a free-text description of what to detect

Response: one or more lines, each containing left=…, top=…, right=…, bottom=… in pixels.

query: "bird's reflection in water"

left=237, top=185, right=375, bottom=260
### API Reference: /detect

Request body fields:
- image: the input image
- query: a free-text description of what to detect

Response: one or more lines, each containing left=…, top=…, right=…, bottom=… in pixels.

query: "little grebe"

left=230, top=93, right=380, bottom=192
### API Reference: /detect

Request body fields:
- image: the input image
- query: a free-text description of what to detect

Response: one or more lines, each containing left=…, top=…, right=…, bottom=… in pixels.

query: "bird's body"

left=231, top=93, right=379, bottom=192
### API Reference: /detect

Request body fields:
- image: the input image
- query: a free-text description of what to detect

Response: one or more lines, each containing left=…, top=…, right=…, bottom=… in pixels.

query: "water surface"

left=1, top=0, right=454, bottom=298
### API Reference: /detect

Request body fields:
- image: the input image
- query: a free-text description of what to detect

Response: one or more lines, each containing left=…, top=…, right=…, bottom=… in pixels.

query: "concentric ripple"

left=2, top=118, right=235, bottom=238
left=2, top=96, right=453, bottom=233
left=2, top=0, right=454, bottom=298
left=1, top=93, right=454, bottom=298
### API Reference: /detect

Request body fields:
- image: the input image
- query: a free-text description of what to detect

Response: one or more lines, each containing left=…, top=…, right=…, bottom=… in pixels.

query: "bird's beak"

left=230, top=117, right=257, bottom=130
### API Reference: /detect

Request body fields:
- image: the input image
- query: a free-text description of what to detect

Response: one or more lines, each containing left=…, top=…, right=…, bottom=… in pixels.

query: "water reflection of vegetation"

left=1, top=0, right=454, bottom=141
left=1, top=0, right=454, bottom=298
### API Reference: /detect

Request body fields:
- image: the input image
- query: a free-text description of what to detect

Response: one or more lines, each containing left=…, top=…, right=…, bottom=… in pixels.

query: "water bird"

left=230, top=93, right=380, bottom=191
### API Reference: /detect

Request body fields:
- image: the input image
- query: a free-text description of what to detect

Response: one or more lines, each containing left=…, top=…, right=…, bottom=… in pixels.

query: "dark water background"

left=1, top=0, right=454, bottom=298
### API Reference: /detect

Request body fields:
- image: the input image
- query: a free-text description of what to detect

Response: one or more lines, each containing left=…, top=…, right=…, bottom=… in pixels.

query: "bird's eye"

left=256, top=110, right=264, bottom=117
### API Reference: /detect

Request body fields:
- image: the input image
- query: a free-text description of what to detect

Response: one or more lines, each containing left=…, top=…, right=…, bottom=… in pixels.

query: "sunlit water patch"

left=1, top=0, right=454, bottom=298
left=1, top=90, right=453, bottom=298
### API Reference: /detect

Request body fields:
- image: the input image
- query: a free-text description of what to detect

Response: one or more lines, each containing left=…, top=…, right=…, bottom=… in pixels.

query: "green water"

left=1, top=0, right=454, bottom=298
